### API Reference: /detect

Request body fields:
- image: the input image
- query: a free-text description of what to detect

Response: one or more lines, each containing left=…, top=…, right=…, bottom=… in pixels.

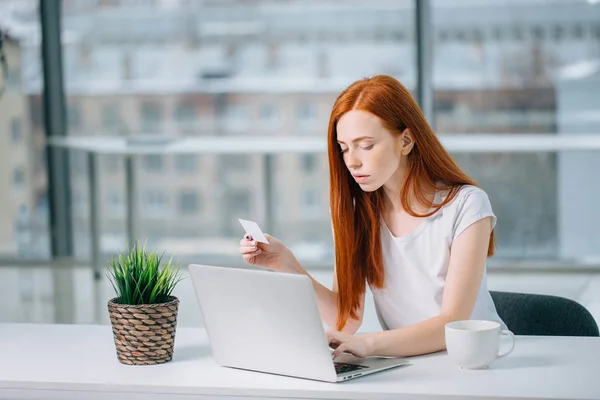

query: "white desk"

left=1, top=323, right=598, bottom=400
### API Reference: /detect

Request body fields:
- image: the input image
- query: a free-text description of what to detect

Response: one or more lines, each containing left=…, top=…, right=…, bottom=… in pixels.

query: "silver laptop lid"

left=188, top=264, right=338, bottom=382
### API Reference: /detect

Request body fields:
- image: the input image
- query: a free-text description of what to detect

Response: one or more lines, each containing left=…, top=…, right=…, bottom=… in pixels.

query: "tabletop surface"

left=1, top=323, right=599, bottom=400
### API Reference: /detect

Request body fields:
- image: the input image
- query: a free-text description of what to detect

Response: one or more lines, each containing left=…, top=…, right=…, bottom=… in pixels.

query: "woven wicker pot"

left=107, top=296, right=179, bottom=365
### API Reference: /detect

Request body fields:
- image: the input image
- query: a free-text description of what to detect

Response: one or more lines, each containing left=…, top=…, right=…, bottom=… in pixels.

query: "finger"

left=244, top=233, right=253, bottom=241
left=242, top=254, right=255, bottom=265
left=239, top=238, right=256, bottom=246
left=239, top=244, right=259, bottom=254
left=332, top=344, right=347, bottom=360
left=326, top=329, right=344, bottom=343
left=328, top=339, right=341, bottom=349
left=242, top=250, right=262, bottom=264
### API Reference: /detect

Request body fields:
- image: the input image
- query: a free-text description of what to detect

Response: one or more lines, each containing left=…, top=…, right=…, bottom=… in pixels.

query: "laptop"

left=188, top=264, right=410, bottom=382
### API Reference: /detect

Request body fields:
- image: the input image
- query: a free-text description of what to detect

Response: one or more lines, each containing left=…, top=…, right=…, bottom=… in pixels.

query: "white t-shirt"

left=369, top=185, right=507, bottom=331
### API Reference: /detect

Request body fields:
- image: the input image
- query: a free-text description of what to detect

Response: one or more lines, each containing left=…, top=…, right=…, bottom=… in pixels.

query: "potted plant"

left=106, top=242, right=184, bottom=365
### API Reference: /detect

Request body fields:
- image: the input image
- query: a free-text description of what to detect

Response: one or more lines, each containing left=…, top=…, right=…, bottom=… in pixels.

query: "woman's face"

left=336, top=110, right=411, bottom=193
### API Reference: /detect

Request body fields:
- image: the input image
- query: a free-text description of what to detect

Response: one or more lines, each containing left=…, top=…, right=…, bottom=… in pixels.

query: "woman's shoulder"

left=456, top=184, right=489, bottom=200
left=434, top=184, right=496, bottom=239
left=438, top=184, right=492, bottom=213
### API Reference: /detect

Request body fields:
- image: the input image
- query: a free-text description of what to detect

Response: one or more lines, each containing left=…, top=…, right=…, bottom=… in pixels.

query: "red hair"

left=327, top=75, right=496, bottom=331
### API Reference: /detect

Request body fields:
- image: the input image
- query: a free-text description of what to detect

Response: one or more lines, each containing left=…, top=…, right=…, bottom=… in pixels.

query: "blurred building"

left=3, top=0, right=600, bottom=261
left=0, top=31, right=40, bottom=257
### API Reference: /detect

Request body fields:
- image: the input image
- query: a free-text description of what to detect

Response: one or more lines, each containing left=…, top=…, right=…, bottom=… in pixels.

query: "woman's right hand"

left=239, top=233, right=299, bottom=274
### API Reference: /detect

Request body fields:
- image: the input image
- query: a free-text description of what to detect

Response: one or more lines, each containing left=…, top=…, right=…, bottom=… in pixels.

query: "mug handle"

left=497, top=329, right=516, bottom=359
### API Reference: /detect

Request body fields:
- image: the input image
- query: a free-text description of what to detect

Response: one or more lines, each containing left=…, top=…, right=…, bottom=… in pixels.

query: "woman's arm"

left=328, top=216, right=492, bottom=359
left=293, top=257, right=365, bottom=335
left=240, top=230, right=364, bottom=335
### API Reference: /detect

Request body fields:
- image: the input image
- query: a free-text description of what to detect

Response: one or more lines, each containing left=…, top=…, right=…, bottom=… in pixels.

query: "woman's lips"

left=353, top=175, right=370, bottom=183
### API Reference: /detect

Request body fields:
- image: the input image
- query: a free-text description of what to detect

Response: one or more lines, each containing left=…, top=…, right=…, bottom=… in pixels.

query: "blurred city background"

left=1, top=0, right=599, bottom=332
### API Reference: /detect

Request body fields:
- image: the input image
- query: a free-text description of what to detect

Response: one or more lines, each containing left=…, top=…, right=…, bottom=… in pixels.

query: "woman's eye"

left=363, top=144, right=374, bottom=150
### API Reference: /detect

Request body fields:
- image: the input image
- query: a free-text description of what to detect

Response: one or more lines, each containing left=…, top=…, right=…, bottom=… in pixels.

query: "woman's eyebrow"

left=337, top=135, right=374, bottom=144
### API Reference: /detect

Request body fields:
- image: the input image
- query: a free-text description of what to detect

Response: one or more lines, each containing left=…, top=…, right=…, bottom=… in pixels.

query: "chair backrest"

left=490, top=291, right=599, bottom=337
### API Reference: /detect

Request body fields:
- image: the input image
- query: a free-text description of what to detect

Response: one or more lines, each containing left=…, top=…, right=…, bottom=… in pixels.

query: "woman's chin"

left=357, top=182, right=380, bottom=192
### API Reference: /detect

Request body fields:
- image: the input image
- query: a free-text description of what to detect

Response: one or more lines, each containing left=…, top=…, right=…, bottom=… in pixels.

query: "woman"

left=239, top=75, right=505, bottom=360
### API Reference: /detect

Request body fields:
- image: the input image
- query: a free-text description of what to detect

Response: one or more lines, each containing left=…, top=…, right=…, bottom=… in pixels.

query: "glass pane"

left=60, top=0, right=415, bottom=265
left=433, top=0, right=600, bottom=262
left=0, top=0, right=50, bottom=260
left=453, top=152, right=558, bottom=259
left=432, top=0, right=600, bottom=134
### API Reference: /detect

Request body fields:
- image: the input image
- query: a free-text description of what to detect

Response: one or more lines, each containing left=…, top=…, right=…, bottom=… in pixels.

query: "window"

left=102, top=104, right=119, bottom=134
left=11, top=119, right=22, bottom=143
left=492, top=26, right=503, bottom=41
left=178, top=191, right=200, bottom=214
left=12, top=168, right=26, bottom=191
left=572, top=24, right=584, bottom=39
left=296, top=103, right=317, bottom=123
left=71, top=191, right=87, bottom=216
left=140, top=103, right=162, bottom=134
left=58, top=0, right=416, bottom=269
left=222, top=154, right=249, bottom=171
left=433, top=1, right=600, bottom=261
left=438, top=30, right=449, bottom=42
left=301, top=154, right=316, bottom=173
left=7, top=68, right=20, bottom=90
left=511, top=26, right=524, bottom=41
left=70, top=152, right=86, bottom=172
left=553, top=25, right=564, bottom=41
left=108, top=191, right=125, bottom=216
left=227, top=190, right=251, bottom=215
left=301, top=188, right=320, bottom=218
left=143, top=155, right=163, bottom=172
left=532, top=26, right=545, bottom=41
left=175, top=154, right=197, bottom=173
left=175, top=102, right=196, bottom=134
left=260, top=104, right=279, bottom=124
left=144, top=190, right=168, bottom=216
left=223, top=103, right=247, bottom=133
left=455, top=29, right=466, bottom=41
left=226, top=104, right=247, bottom=120
left=67, top=104, right=82, bottom=132
left=104, top=155, right=120, bottom=173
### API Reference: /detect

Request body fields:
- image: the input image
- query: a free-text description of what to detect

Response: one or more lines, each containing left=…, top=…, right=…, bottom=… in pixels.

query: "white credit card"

left=238, top=219, right=269, bottom=244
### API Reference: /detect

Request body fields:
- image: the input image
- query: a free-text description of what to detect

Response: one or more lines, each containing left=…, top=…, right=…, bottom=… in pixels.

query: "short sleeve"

left=452, top=187, right=497, bottom=241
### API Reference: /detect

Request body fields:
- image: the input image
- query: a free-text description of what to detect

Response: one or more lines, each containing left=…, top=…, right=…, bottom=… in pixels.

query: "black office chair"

left=490, top=291, right=600, bottom=337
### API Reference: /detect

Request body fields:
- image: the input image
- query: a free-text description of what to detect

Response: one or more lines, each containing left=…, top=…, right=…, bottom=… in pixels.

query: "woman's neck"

left=383, top=182, right=404, bottom=214
left=382, top=178, right=436, bottom=216
left=382, top=162, right=407, bottom=213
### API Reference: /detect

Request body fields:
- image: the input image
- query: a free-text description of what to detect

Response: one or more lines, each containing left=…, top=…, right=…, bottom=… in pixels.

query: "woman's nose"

left=346, top=150, right=362, bottom=169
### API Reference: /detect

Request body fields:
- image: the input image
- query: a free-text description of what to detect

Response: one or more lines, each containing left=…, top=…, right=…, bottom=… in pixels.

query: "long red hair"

left=328, top=75, right=496, bottom=331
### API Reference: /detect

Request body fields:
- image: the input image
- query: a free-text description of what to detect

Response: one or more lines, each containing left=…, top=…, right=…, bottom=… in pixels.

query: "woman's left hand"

left=326, top=329, right=372, bottom=360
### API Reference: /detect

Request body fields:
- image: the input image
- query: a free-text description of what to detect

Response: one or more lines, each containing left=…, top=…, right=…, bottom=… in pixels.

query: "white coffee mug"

left=445, top=320, right=515, bottom=369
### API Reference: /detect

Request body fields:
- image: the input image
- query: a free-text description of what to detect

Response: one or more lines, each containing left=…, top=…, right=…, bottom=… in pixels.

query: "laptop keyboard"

left=334, top=362, right=369, bottom=374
